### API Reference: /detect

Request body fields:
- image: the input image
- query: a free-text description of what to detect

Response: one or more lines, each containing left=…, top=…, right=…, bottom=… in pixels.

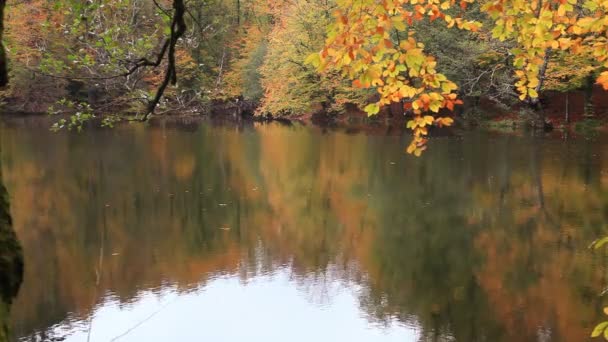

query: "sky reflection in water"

left=42, top=269, right=419, bottom=342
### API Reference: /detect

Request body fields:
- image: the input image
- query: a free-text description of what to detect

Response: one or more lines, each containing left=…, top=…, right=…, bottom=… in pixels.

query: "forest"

left=0, top=0, right=607, bottom=153
left=1, top=1, right=608, bottom=342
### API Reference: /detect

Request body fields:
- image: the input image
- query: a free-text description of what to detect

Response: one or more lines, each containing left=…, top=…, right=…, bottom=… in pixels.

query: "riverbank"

left=2, top=85, right=608, bottom=136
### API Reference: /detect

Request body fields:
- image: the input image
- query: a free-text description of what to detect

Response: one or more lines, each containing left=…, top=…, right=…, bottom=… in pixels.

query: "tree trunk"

left=529, top=49, right=551, bottom=128
left=565, top=92, right=569, bottom=124
left=0, top=0, right=8, bottom=87
left=584, top=75, right=594, bottom=117
left=236, top=0, right=240, bottom=25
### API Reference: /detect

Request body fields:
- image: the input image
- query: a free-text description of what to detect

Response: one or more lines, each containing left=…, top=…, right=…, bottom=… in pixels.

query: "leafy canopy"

left=308, top=0, right=608, bottom=155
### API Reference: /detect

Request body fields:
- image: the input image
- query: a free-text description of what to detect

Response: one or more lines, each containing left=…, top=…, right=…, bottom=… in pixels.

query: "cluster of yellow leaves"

left=308, top=0, right=608, bottom=156
left=484, top=0, right=608, bottom=100
left=306, top=0, right=479, bottom=155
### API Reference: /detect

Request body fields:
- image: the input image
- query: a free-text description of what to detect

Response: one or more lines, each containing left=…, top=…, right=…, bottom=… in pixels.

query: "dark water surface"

left=2, top=118, right=608, bottom=341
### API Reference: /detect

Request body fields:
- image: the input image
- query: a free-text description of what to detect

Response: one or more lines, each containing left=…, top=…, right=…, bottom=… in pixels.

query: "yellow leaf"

left=527, top=78, right=539, bottom=89
left=429, top=102, right=441, bottom=113
left=392, top=18, right=406, bottom=31
left=406, top=141, right=417, bottom=154
left=528, top=88, right=539, bottom=98
left=438, top=117, right=454, bottom=126
left=304, top=53, right=321, bottom=68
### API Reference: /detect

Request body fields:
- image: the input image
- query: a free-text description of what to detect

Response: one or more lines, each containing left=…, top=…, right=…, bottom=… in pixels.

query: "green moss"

left=480, top=118, right=521, bottom=132
left=574, top=118, right=603, bottom=134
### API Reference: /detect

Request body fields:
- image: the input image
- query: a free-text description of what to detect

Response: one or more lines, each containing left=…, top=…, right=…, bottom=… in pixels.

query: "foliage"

left=3, top=0, right=235, bottom=122
left=221, top=25, right=267, bottom=101
left=1, top=0, right=608, bottom=134
left=592, top=234, right=608, bottom=340
left=257, top=0, right=371, bottom=115
left=544, top=51, right=596, bottom=92
left=311, top=0, right=608, bottom=154
left=48, top=99, right=95, bottom=132
left=482, top=0, right=608, bottom=98
left=308, top=0, right=476, bottom=154
left=220, top=0, right=371, bottom=115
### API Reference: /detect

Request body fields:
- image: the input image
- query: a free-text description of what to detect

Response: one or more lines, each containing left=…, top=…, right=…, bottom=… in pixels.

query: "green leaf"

left=392, top=18, right=406, bottom=31
left=364, top=103, right=380, bottom=116
left=584, top=0, right=599, bottom=11
left=592, top=322, right=608, bottom=337
left=304, top=53, right=321, bottom=68
left=594, top=237, right=608, bottom=249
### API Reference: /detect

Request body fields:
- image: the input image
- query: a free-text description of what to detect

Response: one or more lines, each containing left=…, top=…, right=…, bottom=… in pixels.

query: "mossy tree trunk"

left=0, top=3, right=25, bottom=337
left=0, top=160, right=23, bottom=341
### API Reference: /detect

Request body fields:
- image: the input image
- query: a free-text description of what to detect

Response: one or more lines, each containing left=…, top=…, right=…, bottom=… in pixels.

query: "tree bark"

left=584, top=75, right=595, bottom=117
left=565, top=92, right=569, bottom=124
left=0, top=0, right=8, bottom=87
left=236, top=0, right=240, bottom=25
left=529, top=49, right=551, bottom=128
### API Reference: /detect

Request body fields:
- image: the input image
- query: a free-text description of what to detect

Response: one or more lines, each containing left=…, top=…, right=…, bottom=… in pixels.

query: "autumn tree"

left=257, top=0, right=371, bottom=115
left=482, top=0, right=608, bottom=127
left=1, top=0, right=209, bottom=121
left=312, top=0, right=608, bottom=154
left=307, top=0, right=478, bottom=155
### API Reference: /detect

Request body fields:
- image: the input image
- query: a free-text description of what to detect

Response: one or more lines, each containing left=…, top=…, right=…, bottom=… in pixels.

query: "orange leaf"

left=597, top=72, right=608, bottom=91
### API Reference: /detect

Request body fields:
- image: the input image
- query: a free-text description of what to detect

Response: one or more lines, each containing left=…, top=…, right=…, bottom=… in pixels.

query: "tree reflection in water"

left=0, top=118, right=607, bottom=341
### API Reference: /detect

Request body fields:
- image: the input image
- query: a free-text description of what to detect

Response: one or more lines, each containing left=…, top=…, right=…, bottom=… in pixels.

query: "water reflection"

left=1, top=118, right=607, bottom=341
left=40, top=268, right=420, bottom=342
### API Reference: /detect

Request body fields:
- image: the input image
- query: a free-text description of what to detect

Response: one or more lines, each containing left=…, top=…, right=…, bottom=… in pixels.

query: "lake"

left=1, top=117, right=608, bottom=341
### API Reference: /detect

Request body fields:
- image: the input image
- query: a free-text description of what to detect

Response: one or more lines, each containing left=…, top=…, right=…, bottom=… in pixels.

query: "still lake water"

left=1, top=117, right=608, bottom=341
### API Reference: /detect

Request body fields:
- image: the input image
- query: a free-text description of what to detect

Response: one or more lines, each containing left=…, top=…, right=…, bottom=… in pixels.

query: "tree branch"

left=142, top=0, right=187, bottom=121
